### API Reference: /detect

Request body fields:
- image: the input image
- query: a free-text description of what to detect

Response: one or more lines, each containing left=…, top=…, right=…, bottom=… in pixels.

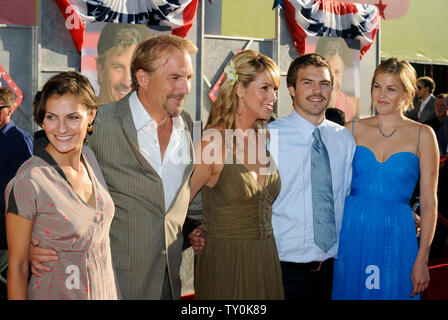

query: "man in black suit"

left=405, top=76, right=436, bottom=123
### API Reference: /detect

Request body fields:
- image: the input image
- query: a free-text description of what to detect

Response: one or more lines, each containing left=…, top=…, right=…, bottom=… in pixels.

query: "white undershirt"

left=129, top=91, right=191, bottom=212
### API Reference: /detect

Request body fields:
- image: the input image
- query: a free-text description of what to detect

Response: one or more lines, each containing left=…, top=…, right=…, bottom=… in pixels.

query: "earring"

left=87, top=123, right=93, bottom=135
left=41, top=124, right=45, bottom=130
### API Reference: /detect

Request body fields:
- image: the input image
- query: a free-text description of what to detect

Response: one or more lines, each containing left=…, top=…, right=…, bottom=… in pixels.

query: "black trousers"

left=0, top=205, right=6, bottom=250
left=280, top=259, right=334, bottom=300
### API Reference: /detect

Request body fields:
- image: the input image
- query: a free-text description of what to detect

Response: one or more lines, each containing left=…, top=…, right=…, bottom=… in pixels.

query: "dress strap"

left=351, top=120, right=355, bottom=135
left=417, top=124, right=422, bottom=154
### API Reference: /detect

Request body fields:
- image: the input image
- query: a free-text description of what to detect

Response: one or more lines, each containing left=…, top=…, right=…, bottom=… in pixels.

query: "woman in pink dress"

left=5, top=72, right=120, bottom=299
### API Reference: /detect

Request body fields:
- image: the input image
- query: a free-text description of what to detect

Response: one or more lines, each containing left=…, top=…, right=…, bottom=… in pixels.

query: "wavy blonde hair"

left=371, top=57, right=417, bottom=114
left=205, top=50, right=280, bottom=131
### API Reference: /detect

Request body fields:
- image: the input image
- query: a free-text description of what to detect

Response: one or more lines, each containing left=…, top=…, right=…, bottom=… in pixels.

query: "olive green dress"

left=195, top=154, right=284, bottom=300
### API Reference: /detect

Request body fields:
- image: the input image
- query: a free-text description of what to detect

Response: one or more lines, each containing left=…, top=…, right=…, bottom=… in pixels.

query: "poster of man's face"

left=81, top=22, right=154, bottom=105
left=306, top=37, right=361, bottom=121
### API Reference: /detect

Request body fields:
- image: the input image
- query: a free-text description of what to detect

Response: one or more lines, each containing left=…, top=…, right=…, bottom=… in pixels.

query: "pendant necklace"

left=377, top=124, right=397, bottom=139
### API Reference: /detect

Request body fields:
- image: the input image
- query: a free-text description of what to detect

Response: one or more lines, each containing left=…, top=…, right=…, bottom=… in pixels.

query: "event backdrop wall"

left=0, top=0, right=379, bottom=297
left=381, top=0, right=448, bottom=65
left=0, top=0, right=378, bottom=137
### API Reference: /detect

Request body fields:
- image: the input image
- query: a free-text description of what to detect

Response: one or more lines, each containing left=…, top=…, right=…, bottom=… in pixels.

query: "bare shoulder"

left=401, top=119, right=439, bottom=160
left=344, top=120, right=353, bottom=131
left=200, top=126, right=225, bottom=148
left=357, top=116, right=377, bottom=127
left=345, top=116, right=375, bottom=137
left=403, top=116, right=422, bottom=127
left=403, top=118, right=435, bottom=139
left=196, top=125, right=227, bottom=165
left=418, top=123, right=438, bottom=145
left=201, top=126, right=221, bottom=139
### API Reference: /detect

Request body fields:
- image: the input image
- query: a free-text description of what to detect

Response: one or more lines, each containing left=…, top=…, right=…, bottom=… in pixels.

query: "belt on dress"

left=282, top=258, right=334, bottom=272
left=350, top=188, right=410, bottom=205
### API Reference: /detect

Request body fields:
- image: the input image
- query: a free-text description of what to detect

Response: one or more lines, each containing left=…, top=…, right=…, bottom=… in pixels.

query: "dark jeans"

left=0, top=204, right=6, bottom=250
left=0, top=250, right=7, bottom=300
left=280, top=258, right=334, bottom=300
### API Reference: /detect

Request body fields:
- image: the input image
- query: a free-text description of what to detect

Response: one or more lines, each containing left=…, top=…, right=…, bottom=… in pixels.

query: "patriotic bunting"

left=276, top=0, right=380, bottom=58
left=0, top=65, right=24, bottom=112
left=54, top=0, right=199, bottom=53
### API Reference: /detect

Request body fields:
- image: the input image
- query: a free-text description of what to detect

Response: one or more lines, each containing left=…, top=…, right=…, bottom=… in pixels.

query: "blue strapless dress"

left=332, top=145, right=420, bottom=300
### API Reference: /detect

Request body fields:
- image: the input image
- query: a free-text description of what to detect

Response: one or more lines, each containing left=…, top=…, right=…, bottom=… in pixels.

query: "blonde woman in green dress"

left=189, top=50, right=284, bottom=299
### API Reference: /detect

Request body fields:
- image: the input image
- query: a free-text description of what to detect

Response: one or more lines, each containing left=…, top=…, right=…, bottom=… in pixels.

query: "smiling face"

left=288, top=65, right=333, bottom=125
left=327, top=54, right=344, bottom=93
left=371, top=72, right=406, bottom=115
left=237, top=72, right=278, bottom=123
left=43, top=93, right=96, bottom=156
left=97, top=44, right=136, bottom=104
left=136, top=48, right=194, bottom=118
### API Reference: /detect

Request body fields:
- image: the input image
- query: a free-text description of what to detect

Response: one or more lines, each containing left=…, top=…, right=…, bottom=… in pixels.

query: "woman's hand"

left=411, top=259, right=430, bottom=298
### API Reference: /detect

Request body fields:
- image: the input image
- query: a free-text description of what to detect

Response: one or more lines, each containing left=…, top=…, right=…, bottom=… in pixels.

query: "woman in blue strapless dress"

left=332, top=58, right=439, bottom=300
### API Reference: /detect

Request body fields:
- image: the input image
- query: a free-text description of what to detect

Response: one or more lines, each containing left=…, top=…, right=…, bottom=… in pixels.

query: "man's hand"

left=413, top=212, right=421, bottom=238
left=188, top=227, right=205, bottom=256
left=29, top=239, right=59, bottom=277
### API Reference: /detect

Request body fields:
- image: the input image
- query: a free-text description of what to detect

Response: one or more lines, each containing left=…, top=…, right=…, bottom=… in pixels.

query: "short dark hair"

left=286, top=53, right=334, bottom=89
left=325, top=108, right=346, bottom=126
left=96, top=23, right=152, bottom=69
left=417, top=76, right=435, bottom=93
left=33, top=71, right=97, bottom=126
left=436, top=93, right=448, bottom=109
left=318, top=39, right=344, bottom=60
left=97, top=23, right=151, bottom=56
left=0, top=87, right=14, bottom=107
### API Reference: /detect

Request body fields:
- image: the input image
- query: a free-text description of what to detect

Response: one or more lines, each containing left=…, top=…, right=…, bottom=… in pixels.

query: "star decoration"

left=375, top=0, right=388, bottom=20
left=272, top=0, right=284, bottom=10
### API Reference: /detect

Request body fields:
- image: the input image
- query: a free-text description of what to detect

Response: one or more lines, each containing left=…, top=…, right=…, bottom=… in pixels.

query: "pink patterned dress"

left=5, top=135, right=120, bottom=300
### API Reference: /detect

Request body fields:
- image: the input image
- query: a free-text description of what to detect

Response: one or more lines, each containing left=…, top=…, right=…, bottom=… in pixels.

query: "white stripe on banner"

left=56, top=0, right=198, bottom=52
left=281, top=0, right=379, bottom=58
left=67, top=0, right=195, bottom=29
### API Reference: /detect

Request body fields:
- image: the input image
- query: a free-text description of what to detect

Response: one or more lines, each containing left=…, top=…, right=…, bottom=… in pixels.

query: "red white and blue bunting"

left=55, top=0, right=199, bottom=52
left=0, top=65, right=24, bottom=112
left=275, top=0, right=380, bottom=58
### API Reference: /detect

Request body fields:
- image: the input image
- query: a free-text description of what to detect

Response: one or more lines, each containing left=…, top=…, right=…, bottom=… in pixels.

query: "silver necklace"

left=377, top=124, right=397, bottom=138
